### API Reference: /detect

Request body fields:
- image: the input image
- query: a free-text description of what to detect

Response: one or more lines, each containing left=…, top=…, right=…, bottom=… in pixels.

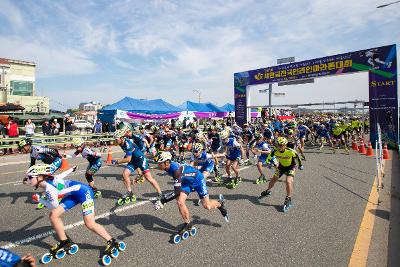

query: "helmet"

left=243, top=123, right=248, bottom=128
left=277, top=137, right=288, bottom=146
left=255, top=132, right=263, bottom=140
left=113, top=128, right=128, bottom=138
left=18, top=139, right=31, bottom=148
left=195, top=132, right=203, bottom=140
left=138, top=125, right=144, bottom=130
left=288, top=129, right=294, bottom=135
left=151, top=125, right=158, bottom=133
left=26, top=164, right=52, bottom=178
left=220, top=130, right=229, bottom=139
left=72, top=138, right=84, bottom=148
left=193, top=143, right=203, bottom=152
left=155, top=151, right=172, bottom=163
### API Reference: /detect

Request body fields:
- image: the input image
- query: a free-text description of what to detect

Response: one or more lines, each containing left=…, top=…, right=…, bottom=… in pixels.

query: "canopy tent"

left=98, top=97, right=182, bottom=123
left=220, top=103, right=235, bottom=112
left=179, top=101, right=227, bottom=118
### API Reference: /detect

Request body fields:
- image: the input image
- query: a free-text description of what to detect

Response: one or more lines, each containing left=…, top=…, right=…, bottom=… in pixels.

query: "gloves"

left=153, top=200, right=164, bottom=210
left=111, top=160, right=118, bottom=165
left=32, top=193, right=40, bottom=203
left=299, top=165, right=304, bottom=170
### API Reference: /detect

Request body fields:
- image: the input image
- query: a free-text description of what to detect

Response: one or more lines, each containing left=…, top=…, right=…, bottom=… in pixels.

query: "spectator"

left=102, top=122, right=110, bottom=133
left=24, top=119, right=36, bottom=137
left=64, top=115, right=74, bottom=135
left=50, top=120, right=59, bottom=135
left=6, top=118, right=19, bottom=154
left=42, top=120, right=51, bottom=135
left=93, top=119, right=103, bottom=133
left=0, top=120, right=5, bottom=137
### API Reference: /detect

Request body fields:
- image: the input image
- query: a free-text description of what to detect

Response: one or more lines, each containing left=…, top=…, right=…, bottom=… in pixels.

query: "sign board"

left=277, top=57, right=295, bottom=65
left=278, top=78, right=314, bottom=86
left=234, top=44, right=398, bottom=148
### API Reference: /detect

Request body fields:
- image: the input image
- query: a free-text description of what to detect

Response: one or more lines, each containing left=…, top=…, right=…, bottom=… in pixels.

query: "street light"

left=377, top=0, right=400, bottom=8
left=192, top=89, right=201, bottom=103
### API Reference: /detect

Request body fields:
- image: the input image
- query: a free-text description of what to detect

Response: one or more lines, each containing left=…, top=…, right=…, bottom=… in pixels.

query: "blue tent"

left=220, top=103, right=235, bottom=112
left=98, top=97, right=181, bottom=123
left=179, top=101, right=224, bottom=112
left=102, top=97, right=181, bottom=114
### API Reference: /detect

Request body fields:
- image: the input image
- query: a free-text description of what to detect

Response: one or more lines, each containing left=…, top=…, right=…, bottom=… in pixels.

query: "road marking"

left=348, top=178, right=380, bottom=267
left=1, top=200, right=150, bottom=250
left=1, top=164, right=254, bottom=249
left=0, top=160, right=29, bottom=167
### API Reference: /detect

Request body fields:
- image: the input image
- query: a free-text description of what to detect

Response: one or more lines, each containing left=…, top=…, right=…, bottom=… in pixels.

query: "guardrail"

left=0, top=133, right=115, bottom=150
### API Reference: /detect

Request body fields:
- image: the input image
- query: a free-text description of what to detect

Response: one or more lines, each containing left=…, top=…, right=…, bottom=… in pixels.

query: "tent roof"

left=101, top=97, right=181, bottom=114
left=179, top=101, right=225, bottom=112
left=0, top=103, right=25, bottom=112
left=220, top=103, right=235, bottom=112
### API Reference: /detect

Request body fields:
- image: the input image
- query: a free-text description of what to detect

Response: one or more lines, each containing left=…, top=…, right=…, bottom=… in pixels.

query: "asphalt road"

left=0, top=146, right=393, bottom=267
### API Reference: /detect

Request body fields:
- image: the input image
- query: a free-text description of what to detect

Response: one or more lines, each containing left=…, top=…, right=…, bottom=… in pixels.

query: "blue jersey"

left=120, top=138, right=145, bottom=159
left=131, top=134, right=145, bottom=151
left=190, top=151, right=213, bottom=167
left=0, top=249, right=21, bottom=267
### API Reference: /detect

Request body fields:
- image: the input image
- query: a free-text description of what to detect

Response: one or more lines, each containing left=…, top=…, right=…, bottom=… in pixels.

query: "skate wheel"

left=173, top=234, right=182, bottom=244
left=125, top=197, right=131, bottom=204
left=55, top=249, right=66, bottom=259
left=283, top=206, right=288, bottom=212
left=219, top=194, right=224, bottom=202
left=41, top=253, right=53, bottom=264
left=117, top=198, right=124, bottom=206
left=182, top=231, right=190, bottom=240
left=68, top=244, right=79, bottom=255
left=118, top=241, right=126, bottom=251
left=190, top=227, right=197, bottom=237
left=111, top=248, right=119, bottom=258
left=255, top=180, right=260, bottom=184
left=102, top=255, right=112, bottom=266
left=37, top=203, right=44, bottom=209
left=131, top=195, right=137, bottom=203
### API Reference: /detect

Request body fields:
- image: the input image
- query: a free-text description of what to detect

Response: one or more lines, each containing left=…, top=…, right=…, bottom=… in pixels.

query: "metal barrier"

left=0, top=133, right=114, bottom=150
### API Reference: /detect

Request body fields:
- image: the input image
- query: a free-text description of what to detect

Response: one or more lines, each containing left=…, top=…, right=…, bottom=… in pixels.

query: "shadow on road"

left=326, top=161, right=373, bottom=175
left=0, top=191, right=35, bottom=204
left=320, top=164, right=371, bottom=185
left=322, top=176, right=372, bottom=203
left=372, top=209, right=390, bottom=220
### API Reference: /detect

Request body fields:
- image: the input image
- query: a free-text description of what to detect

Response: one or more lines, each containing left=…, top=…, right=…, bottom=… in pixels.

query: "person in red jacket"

left=6, top=118, right=19, bottom=154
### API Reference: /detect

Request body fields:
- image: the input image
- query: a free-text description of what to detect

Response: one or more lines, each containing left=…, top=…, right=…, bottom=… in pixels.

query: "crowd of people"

left=2, top=113, right=368, bottom=266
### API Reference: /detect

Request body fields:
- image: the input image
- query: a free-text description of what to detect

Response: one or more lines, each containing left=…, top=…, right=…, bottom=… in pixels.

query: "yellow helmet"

left=220, top=130, right=229, bottom=139
left=72, top=138, right=84, bottom=148
left=193, top=143, right=203, bottom=152
left=277, top=137, right=288, bottom=146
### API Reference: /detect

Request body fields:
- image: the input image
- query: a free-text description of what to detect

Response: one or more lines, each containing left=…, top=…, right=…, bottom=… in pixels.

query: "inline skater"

left=111, top=127, right=163, bottom=206
left=18, top=140, right=62, bottom=174
left=0, top=248, right=36, bottom=267
left=251, top=133, right=271, bottom=184
left=241, top=124, right=256, bottom=165
left=190, top=143, right=216, bottom=181
left=70, top=138, right=103, bottom=197
left=154, top=152, right=229, bottom=239
left=259, top=137, right=303, bottom=212
left=208, top=126, right=222, bottom=178
left=176, top=127, right=188, bottom=163
left=296, top=120, right=310, bottom=160
left=22, top=164, right=123, bottom=265
left=220, top=129, right=242, bottom=188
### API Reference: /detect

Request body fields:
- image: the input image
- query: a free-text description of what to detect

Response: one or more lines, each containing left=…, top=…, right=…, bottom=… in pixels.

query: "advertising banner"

left=234, top=44, right=398, bottom=147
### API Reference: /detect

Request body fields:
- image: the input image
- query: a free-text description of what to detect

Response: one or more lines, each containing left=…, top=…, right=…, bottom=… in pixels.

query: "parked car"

left=73, top=120, right=93, bottom=130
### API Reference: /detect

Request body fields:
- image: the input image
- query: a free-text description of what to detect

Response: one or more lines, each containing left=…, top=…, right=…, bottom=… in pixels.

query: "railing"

left=0, top=133, right=114, bottom=150
left=375, top=123, right=383, bottom=202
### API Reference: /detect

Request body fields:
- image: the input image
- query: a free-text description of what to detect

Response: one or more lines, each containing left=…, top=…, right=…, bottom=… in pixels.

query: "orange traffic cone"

left=60, top=151, right=70, bottom=170
left=366, top=142, right=374, bottom=157
left=352, top=139, right=358, bottom=151
left=383, top=144, right=390, bottom=160
left=358, top=140, right=366, bottom=154
left=106, top=146, right=113, bottom=163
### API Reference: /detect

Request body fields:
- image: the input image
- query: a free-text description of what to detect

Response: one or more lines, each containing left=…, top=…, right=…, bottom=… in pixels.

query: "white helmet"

left=220, top=130, right=229, bottom=139
left=193, top=143, right=203, bottom=152
left=26, top=164, right=52, bottom=178
left=72, top=138, right=84, bottom=148
left=195, top=132, right=203, bottom=140
left=113, top=126, right=130, bottom=138
left=155, top=152, right=172, bottom=163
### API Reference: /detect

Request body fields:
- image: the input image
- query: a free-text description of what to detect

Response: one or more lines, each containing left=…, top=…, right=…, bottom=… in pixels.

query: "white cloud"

left=0, top=0, right=24, bottom=29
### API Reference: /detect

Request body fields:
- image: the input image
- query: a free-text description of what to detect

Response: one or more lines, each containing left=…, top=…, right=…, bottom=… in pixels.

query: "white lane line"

left=1, top=164, right=254, bottom=249
left=1, top=200, right=150, bottom=250
left=0, top=160, right=29, bottom=167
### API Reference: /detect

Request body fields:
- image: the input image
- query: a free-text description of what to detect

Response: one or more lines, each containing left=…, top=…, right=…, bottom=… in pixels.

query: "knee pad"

left=85, top=172, right=94, bottom=183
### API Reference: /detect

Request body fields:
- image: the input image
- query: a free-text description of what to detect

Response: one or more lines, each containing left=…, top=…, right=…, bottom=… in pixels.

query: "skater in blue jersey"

left=22, top=164, right=124, bottom=265
left=154, top=152, right=228, bottom=239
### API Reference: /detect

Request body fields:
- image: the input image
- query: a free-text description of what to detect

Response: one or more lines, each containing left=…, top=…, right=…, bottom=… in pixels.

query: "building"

left=76, top=101, right=103, bottom=122
left=0, top=58, right=49, bottom=114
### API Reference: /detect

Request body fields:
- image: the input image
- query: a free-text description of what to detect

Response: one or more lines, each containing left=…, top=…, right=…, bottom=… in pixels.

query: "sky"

left=0, top=0, right=399, bottom=111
